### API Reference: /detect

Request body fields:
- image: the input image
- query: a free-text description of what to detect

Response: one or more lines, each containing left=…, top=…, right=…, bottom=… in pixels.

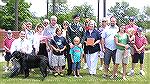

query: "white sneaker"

left=99, top=66, right=103, bottom=71
left=140, top=70, right=145, bottom=76
left=127, top=70, right=134, bottom=76
left=83, top=63, right=88, bottom=69
left=120, top=68, right=123, bottom=74
left=74, top=75, right=77, bottom=78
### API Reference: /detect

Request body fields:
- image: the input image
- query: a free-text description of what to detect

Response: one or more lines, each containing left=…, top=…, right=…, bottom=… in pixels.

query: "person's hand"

left=78, top=43, right=82, bottom=48
left=69, top=43, right=74, bottom=48
left=55, top=48, right=59, bottom=52
left=72, top=60, right=74, bottom=63
left=102, top=47, right=106, bottom=53
left=125, top=44, right=129, bottom=49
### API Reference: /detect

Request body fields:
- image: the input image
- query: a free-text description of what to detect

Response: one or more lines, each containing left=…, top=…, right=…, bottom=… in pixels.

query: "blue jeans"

left=72, top=62, right=81, bottom=71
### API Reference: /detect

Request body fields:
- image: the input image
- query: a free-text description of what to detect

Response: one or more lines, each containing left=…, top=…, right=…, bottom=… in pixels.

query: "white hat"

left=7, top=30, right=12, bottom=34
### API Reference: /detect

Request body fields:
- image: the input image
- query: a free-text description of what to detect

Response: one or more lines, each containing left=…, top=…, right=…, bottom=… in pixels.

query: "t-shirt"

left=115, top=33, right=128, bottom=50
left=134, top=34, right=147, bottom=53
left=69, top=46, right=83, bottom=63
left=50, top=35, right=67, bottom=55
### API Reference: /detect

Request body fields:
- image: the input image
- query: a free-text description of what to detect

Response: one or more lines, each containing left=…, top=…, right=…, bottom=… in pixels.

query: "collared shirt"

left=101, top=25, right=119, bottom=50
left=25, top=29, right=34, bottom=45
left=43, top=24, right=58, bottom=37
left=83, top=29, right=101, bottom=54
left=10, top=38, right=32, bottom=54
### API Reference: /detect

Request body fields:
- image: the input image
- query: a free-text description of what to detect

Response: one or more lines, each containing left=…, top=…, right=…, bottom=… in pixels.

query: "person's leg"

left=112, top=64, right=119, bottom=78
left=103, top=48, right=111, bottom=77
left=139, top=52, right=145, bottom=75
left=90, top=52, right=98, bottom=75
left=122, top=63, right=127, bottom=80
left=83, top=54, right=88, bottom=69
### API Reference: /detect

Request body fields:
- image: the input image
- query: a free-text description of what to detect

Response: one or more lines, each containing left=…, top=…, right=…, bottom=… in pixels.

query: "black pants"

left=66, top=45, right=72, bottom=75
left=37, top=43, right=48, bottom=57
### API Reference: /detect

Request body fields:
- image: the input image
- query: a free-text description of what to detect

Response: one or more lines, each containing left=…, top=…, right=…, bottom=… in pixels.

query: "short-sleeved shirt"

left=69, top=46, right=83, bottom=63
left=83, top=29, right=101, bottom=54
left=101, top=25, right=119, bottom=50
left=134, top=34, right=147, bottom=53
left=50, top=35, right=67, bottom=55
left=115, top=33, right=128, bottom=50
left=4, top=37, right=15, bottom=51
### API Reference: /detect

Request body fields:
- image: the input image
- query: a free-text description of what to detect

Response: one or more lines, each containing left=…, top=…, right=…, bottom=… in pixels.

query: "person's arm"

left=10, top=40, right=17, bottom=54
left=114, top=36, right=129, bottom=49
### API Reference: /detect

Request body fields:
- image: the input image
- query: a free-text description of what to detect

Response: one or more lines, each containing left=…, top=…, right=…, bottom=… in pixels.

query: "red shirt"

left=4, top=37, right=15, bottom=52
left=134, top=34, right=147, bottom=53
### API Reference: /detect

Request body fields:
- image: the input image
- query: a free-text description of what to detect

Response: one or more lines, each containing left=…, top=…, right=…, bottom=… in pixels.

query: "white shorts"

left=115, top=49, right=130, bottom=64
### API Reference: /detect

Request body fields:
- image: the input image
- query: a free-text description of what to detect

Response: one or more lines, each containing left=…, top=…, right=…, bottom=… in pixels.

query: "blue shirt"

left=101, top=25, right=119, bottom=50
left=69, top=46, right=83, bottom=63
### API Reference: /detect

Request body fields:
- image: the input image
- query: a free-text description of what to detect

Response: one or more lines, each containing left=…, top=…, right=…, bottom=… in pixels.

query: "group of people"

left=3, top=14, right=148, bottom=80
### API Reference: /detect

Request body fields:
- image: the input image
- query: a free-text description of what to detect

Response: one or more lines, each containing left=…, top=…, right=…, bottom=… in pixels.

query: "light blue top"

left=101, top=25, right=119, bottom=50
left=69, top=46, right=83, bottom=63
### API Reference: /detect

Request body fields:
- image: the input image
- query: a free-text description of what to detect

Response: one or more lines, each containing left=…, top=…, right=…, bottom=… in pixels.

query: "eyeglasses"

left=102, top=21, right=106, bottom=22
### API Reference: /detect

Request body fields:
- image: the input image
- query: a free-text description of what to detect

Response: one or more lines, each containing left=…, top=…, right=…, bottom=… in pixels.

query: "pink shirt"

left=134, top=34, right=147, bottom=53
left=4, top=37, right=15, bottom=52
left=125, top=24, right=138, bottom=35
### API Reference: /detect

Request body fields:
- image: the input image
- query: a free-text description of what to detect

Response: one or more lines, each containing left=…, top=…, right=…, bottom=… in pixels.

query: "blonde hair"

left=73, top=36, right=80, bottom=44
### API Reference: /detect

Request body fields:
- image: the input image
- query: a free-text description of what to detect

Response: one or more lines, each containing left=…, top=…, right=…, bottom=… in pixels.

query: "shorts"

left=132, top=53, right=144, bottom=64
left=72, top=62, right=81, bottom=71
left=115, top=49, right=129, bottom=64
left=4, top=52, right=11, bottom=61
left=104, top=48, right=116, bottom=65
left=51, top=54, right=66, bottom=67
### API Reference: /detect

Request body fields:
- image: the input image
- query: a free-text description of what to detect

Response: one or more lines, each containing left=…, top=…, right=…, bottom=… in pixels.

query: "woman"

left=111, top=24, right=130, bottom=80
left=83, top=20, right=101, bottom=75
left=33, top=23, right=48, bottom=57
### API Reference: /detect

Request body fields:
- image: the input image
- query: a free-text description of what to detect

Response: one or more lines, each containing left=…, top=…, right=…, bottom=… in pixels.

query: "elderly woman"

left=33, top=23, right=48, bottom=57
left=83, top=20, right=101, bottom=75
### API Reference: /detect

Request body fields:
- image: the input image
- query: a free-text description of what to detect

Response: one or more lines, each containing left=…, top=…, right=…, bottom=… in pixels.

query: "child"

left=3, top=30, right=15, bottom=72
left=128, top=28, right=135, bottom=55
left=50, top=27, right=67, bottom=77
left=128, top=27, right=148, bottom=76
left=70, top=37, right=83, bottom=78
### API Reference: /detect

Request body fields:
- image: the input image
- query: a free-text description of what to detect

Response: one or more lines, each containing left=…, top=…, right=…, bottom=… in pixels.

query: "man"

left=101, top=16, right=119, bottom=78
left=10, top=31, right=32, bottom=54
left=98, top=17, right=109, bottom=71
left=66, top=14, right=84, bottom=76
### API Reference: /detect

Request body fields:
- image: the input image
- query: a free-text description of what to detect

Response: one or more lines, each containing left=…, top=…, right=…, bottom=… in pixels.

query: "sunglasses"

left=102, top=21, right=106, bottom=22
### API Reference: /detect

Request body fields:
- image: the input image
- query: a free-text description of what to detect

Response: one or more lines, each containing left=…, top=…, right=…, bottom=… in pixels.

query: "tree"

left=108, top=1, right=139, bottom=25
left=144, top=6, right=150, bottom=18
left=0, top=0, right=32, bottom=30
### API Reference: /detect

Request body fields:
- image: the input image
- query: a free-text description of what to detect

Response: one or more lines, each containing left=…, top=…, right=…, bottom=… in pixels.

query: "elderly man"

left=10, top=31, right=32, bottom=54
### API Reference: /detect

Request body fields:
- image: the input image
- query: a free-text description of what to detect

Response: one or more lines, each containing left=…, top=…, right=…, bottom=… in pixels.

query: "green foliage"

left=136, top=21, right=150, bottom=29
left=144, top=6, right=150, bottom=17
left=108, top=1, right=139, bottom=25
left=145, top=32, right=150, bottom=44
left=0, top=0, right=32, bottom=30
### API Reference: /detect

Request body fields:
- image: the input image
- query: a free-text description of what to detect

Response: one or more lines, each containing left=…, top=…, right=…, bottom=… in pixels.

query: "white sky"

left=25, top=0, right=150, bottom=18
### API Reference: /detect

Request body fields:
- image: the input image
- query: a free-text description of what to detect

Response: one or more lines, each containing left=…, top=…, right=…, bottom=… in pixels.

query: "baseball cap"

left=129, top=16, right=135, bottom=21
left=7, top=30, right=12, bottom=34
left=73, top=14, right=80, bottom=19
left=137, top=27, right=143, bottom=32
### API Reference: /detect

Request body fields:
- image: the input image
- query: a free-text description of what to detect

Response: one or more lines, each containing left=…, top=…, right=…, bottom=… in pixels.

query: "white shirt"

left=10, top=38, right=32, bottom=54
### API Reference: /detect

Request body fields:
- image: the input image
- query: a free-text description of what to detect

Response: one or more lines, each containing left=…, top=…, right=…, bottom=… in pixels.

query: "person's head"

left=21, top=22, right=27, bottom=31
left=19, top=31, right=26, bottom=40
left=128, top=27, right=135, bottom=36
left=110, top=16, right=117, bottom=26
left=55, top=26, right=62, bottom=36
left=43, top=19, right=50, bottom=27
left=118, top=24, right=126, bottom=33
left=88, top=20, right=96, bottom=30
left=7, top=30, right=12, bottom=38
left=26, top=22, right=32, bottom=30
left=35, top=23, right=44, bottom=33
left=73, top=36, right=80, bottom=45
left=101, top=17, right=108, bottom=27
left=129, top=16, right=135, bottom=26
left=50, top=15, right=57, bottom=26
left=84, top=18, right=90, bottom=26
left=73, top=14, right=80, bottom=23
left=62, top=21, right=69, bottom=30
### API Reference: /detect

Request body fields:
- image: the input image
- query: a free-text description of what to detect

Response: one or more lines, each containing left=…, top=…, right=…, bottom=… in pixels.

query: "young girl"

left=70, top=37, right=84, bottom=78
left=50, top=27, right=67, bottom=77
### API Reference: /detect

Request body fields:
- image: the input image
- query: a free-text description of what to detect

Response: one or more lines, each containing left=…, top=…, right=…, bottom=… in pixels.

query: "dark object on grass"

left=9, top=51, right=49, bottom=81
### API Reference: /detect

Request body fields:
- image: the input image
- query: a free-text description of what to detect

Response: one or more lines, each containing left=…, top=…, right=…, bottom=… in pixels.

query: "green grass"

left=0, top=53, right=150, bottom=84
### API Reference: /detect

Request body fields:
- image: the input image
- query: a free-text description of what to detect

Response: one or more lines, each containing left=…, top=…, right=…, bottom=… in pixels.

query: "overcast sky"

left=25, top=0, right=150, bottom=18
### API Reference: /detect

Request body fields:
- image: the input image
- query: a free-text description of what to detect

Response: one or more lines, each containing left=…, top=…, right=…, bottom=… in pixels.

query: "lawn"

left=0, top=52, right=150, bottom=84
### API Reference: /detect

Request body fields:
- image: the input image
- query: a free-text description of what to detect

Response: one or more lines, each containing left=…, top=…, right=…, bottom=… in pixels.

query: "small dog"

left=10, top=51, right=49, bottom=80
